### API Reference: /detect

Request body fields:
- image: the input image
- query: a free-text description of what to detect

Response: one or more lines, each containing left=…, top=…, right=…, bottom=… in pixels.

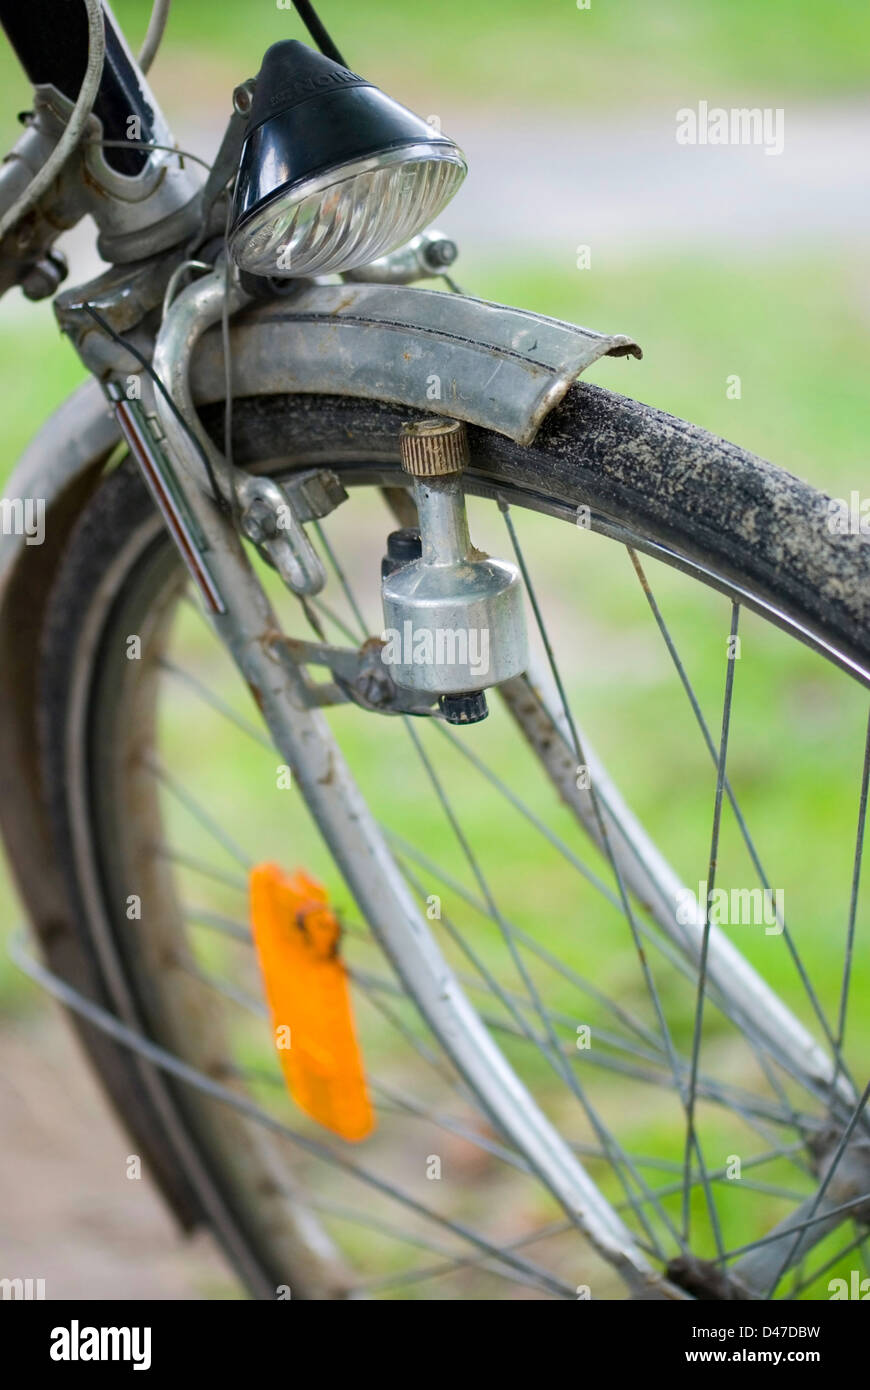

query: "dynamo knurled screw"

left=400, top=418, right=469, bottom=478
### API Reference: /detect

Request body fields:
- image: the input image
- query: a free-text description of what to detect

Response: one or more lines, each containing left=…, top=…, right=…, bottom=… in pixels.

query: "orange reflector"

left=249, top=863, right=374, bottom=1142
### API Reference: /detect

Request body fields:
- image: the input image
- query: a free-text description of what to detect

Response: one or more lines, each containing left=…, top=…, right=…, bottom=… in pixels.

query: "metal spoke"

left=241, top=1054, right=535, bottom=1184
left=160, top=656, right=273, bottom=750
left=310, top=594, right=360, bottom=644
left=12, top=940, right=577, bottom=1300
left=313, top=520, right=368, bottom=635
left=387, top=831, right=821, bottom=1166
left=184, top=905, right=251, bottom=943
left=310, top=521, right=624, bottom=1210
left=352, top=968, right=467, bottom=1094
left=302, top=1195, right=567, bottom=1296
left=154, top=845, right=247, bottom=894
left=178, top=957, right=267, bottom=1019
left=434, top=718, right=621, bottom=912
left=311, top=512, right=599, bottom=1207
left=396, top=831, right=681, bottom=1258
left=502, top=507, right=682, bottom=1077
left=147, top=758, right=252, bottom=870
left=360, top=947, right=668, bottom=1075
left=403, top=719, right=592, bottom=1067
left=183, top=897, right=668, bottom=1080
left=784, top=1228, right=869, bottom=1300
left=627, top=547, right=857, bottom=1102
left=388, top=829, right=664, bottom=1056
left=718, top=1191, right=870, bottom=1265
left=764, top=1075, right=870, bottom=1296
left=352, top=1218, right=576, bottom=1296
left=189, top=957, right=546, bottom=1188
left=352, top=939, right=816, bottom=1138
left=175, top=516, right=829, bottom=1134
left=193, top=888, right=674, bottom=1095
left=170, top=598, right=812, bottom=1154
left=834, top=707, right=870, bottom=1076
left=681, top=603, right=740, bottom=1252
left=503, top=503, right=724, bottom=1255
left=160, top=493, right=856, bottom=1294
left=370, top=1078, right=535, bottom=1180
left=502, top=671, right=845, bottom=1119
left=338, top=925, right=816, bottom=1142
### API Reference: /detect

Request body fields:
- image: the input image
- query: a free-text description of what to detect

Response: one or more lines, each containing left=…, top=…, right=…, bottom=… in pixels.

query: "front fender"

left=1, top=283, right=641, bottom=611
left=190, top=282, right=641, bottom=447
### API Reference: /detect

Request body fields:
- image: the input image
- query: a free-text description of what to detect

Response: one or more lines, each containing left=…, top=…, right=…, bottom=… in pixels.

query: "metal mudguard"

left=3, top=284, right=641, bottom=597
left=190, top=281, right=641, bottom=447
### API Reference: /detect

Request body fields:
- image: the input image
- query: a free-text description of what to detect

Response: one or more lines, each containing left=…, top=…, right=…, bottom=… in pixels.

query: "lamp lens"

left=229, top=149, right=466, bottom=278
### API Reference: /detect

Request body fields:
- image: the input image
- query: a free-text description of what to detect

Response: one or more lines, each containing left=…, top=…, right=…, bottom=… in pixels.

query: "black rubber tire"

left=201, top=385, right=870, bottom=679
left=36, top=382, right=870, bottom=1298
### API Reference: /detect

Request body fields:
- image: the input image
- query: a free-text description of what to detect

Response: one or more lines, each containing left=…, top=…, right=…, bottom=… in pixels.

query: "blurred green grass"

left=2, top=0, right=870, bottom=149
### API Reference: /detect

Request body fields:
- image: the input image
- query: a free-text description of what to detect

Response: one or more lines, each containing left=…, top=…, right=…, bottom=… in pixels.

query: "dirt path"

left=0, top=1007, right=239, bottom=1301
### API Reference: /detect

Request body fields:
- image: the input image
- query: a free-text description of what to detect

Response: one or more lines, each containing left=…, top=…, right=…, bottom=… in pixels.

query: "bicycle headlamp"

left=229, top=41, right=467, bottom=279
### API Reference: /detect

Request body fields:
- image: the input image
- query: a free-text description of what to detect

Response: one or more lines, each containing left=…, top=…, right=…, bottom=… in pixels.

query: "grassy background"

left=2, top=0, right=869, bottom=140
left=0, top=0, right=868, bottom=1297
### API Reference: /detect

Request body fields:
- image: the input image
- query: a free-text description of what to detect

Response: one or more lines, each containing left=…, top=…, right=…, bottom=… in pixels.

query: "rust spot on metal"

left=317, top=752, right=336, bottom=786
left=246, top=679, right=265, bottom=713
left=258, top=627, right=290, bottom=662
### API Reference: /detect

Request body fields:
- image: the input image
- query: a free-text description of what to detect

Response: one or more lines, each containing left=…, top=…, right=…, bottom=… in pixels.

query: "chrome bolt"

left=233, top=79, right=256, bottom=117
left=355, top=667, right=395, bottom=708
left=242, top=498, right=278, bottom=543
left=20, top=249, right=68, bottom=301
left=423, top=236, right=458, bottom=271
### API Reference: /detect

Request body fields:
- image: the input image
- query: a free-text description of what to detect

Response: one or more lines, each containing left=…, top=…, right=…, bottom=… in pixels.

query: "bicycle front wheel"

left=37, top=381, right=870, bottom=1299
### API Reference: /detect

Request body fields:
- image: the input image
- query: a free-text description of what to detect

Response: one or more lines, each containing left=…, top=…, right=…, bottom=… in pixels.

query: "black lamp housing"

left=229, top=41, right=467, bottom=278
